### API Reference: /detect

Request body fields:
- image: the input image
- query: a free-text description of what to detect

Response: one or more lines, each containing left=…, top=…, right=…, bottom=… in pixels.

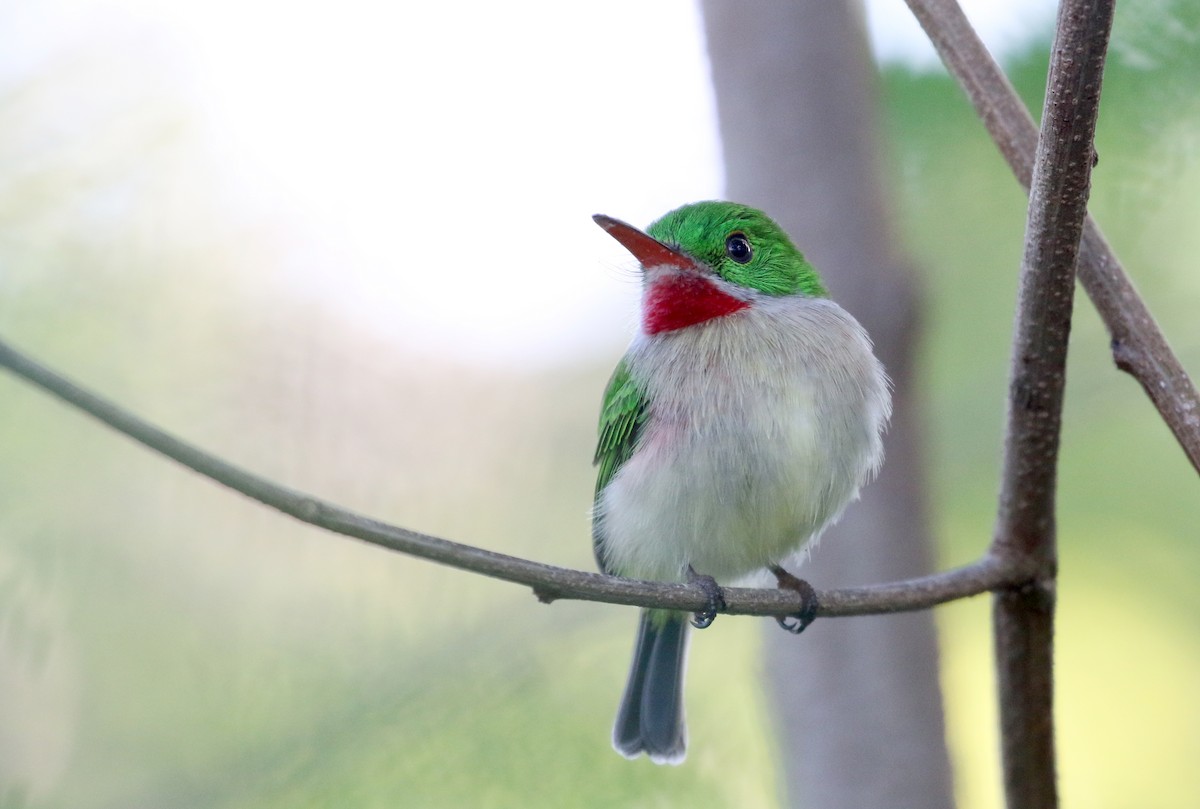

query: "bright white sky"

left=3, top=0, right=1056, bottom=368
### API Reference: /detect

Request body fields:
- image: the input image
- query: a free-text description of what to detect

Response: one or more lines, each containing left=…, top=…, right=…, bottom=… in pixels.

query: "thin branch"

left=994, top=0, right=1110, bottom=562
left=0, top=334, right=1028, bottom=618
left=905, top=0, right=1200, bottom=475
left=989, top=1, right=1115, bottom=807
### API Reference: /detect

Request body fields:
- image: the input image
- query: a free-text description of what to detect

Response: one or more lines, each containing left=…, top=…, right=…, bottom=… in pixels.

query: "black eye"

left=725, top=232, right=753, bottom=264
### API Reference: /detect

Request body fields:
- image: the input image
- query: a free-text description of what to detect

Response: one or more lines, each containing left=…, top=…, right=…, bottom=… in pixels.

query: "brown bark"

left=989, top=1, right=1115, bottom=806
left=700, top=1, right=953, bottom=806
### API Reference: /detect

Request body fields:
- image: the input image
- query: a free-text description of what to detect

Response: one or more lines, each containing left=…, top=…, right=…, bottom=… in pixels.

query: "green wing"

left=594, top=358, right=648, bottom=493
left=592, top=357, right=648, bottom=571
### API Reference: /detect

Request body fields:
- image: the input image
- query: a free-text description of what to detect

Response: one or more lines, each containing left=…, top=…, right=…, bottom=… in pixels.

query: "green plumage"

left=646, top=201, right=827, bottom=298
left=592, top=357, right=647, bottom=574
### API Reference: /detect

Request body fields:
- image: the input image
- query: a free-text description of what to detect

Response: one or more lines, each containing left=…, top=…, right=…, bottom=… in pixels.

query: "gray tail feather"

left=613, top=610, right=688, bottom=765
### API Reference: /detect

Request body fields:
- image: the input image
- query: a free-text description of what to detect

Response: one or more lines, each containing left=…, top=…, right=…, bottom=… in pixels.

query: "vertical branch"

left=990, top=1, right=1115, bottom=808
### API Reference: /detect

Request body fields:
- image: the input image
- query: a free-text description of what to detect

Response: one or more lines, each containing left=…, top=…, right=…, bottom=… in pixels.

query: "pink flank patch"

left=643, top=273, right=749, bottom=335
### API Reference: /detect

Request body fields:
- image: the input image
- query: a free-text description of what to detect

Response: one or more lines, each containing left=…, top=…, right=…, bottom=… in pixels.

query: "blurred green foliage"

left=2, top=6, right=1199, bottom=808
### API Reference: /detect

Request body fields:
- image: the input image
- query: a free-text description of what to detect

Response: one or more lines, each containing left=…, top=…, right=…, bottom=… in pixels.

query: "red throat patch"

left=643, top=273, right=749, bottom=335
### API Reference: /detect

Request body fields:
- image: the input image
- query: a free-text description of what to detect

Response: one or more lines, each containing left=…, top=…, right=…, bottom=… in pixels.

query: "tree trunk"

left=699, top=2, right=955, bottom=806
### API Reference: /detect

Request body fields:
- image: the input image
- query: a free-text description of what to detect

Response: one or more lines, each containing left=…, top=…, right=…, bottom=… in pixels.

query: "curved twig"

left=0, top=334, right=1028, bottom=619
left=905, top=0, right=1200, bottom=476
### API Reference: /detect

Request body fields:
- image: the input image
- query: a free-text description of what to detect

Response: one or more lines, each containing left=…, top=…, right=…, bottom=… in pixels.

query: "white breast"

left=594, top=296, right=890, bottom=583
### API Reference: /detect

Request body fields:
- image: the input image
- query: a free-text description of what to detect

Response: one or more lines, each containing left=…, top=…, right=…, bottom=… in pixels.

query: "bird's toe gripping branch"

left=769, top=564, right=820, bottom=634
left=686, top=565, right=726, bottom=629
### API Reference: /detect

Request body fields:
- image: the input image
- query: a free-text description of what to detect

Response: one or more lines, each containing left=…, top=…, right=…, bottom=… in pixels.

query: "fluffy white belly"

left=595, top=297, right=888, bottom=583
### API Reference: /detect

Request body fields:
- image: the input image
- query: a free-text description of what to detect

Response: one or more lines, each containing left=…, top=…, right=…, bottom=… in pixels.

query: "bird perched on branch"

left=591, top=201, right=891, bottom=764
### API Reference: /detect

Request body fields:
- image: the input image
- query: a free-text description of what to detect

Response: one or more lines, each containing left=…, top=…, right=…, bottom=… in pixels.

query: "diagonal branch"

left=987, top=1, right=1115, bottom=807
left=0, top=334, right=1028, bottom=618
left=905, top=0, right=1200, bottom=476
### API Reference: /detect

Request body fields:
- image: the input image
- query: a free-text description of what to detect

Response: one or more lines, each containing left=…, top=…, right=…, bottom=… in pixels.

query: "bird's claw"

left=769, top=563, right=819, bottom=634
left=687, top=565, right=726, bottom=629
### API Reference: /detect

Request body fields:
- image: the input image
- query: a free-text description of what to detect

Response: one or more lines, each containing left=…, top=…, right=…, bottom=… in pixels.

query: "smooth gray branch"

left=990, top=1, right=1115, bottom=807
left=905, top=0, right=1200, bottom=475
left=0, top=334, right=1028, bottom=619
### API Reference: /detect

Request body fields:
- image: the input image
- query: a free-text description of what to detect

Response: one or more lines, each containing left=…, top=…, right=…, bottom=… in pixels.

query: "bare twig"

left=988, top=1, right=1115, bottom=807
left=0, top=334, right=1029, bottom=618
left=905, top=0, right=1200, bottom=475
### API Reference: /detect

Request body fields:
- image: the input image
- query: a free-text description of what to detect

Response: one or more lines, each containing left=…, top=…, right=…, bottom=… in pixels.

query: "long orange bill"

left=593, top=214, right=696, bottom=272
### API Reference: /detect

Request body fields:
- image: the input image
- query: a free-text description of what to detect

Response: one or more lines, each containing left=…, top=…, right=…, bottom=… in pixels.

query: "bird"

left=590, top=200, right=891, bottom=765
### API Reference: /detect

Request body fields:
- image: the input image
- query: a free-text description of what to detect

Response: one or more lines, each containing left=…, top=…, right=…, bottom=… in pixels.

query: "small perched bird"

left=591, top=201, right=891, bottom=765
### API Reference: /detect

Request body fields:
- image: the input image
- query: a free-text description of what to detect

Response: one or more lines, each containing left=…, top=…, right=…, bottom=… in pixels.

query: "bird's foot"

left=769, top=564, right=819, bottom=634
left=687, top=565, right=726, bottom=629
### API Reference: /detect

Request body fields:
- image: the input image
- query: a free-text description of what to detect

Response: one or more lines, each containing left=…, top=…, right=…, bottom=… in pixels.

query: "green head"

left=645, top=201, right=827, bottom=298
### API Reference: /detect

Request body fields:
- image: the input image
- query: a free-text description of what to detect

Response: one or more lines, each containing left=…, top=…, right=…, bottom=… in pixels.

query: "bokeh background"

left=1, top=0, right=1198, bottom=806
